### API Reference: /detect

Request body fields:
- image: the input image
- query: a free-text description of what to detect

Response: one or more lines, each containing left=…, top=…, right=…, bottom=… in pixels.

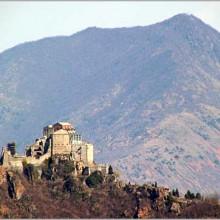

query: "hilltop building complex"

left=0, top=122, right=107, bottom=174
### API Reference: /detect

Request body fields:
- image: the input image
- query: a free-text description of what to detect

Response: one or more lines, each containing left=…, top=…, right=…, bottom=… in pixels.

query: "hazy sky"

left=0, top=1, right=220, bottom=53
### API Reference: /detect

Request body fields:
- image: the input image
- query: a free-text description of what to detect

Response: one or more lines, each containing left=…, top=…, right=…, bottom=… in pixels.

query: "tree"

left=185, top=190, right=195, bottom=199
left=185, top=190, right=191, bottom=199
left=63, top=176, right=88, bottom=201
left=41, top=158, right=54, bottom=180
left=165, top=192, right=174, bottom=211
left=191, top=192, right=195, bottom=199
left=62, top=160, right=75, bottom=174
left=150, top=188, right=159, bottom=202
left=108, top=165, right=114, bottom=175
left=63, top=176, right=74, bottom=193
left=47, top=157, right=54, bottom=169
left=85, top=171, right=104, bottom=188
left=23, top=162, right=36, bottom=182
left=196, top=192, right=202, bottom=200
left=172, top=188, right=180, bottom=197
left=41, top=166, right=53, bottom=180
left=175, top=188, right=180, bottom=197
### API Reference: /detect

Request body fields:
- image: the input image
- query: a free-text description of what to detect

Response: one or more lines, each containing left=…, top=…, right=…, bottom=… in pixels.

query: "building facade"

left=0, top=121, right=95, bottom=169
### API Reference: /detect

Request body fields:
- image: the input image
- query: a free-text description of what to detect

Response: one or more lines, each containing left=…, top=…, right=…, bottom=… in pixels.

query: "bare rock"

left=0, top=167, right=6, bottom=185
left=14, top=178, right=25, bottom=200
left=170, top=202, right=181, bottom=214
left=6, top=171, right=25, bottom=200
left=137, top=201, right=152, bottom=218
left=0, top=204, right=10, bottom=217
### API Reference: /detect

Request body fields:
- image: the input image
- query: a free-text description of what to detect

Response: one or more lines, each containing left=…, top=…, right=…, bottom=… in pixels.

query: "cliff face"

left=0, top=14, right=220, bottom=193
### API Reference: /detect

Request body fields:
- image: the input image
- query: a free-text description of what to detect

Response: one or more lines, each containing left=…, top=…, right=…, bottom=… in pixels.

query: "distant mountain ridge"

left=0, top=14, right=220, bottom=194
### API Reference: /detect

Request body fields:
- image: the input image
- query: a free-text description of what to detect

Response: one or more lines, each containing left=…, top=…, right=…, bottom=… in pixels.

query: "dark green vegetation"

left=185, top=190, right=202, bottom=200
left=85, top=171, right=104, bottom=188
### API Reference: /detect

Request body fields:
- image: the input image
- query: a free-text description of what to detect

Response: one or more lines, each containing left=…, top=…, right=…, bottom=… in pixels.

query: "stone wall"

left=52, top=130, right=72, bottom=154
left=25, top=152, right=51, bottom=166
left=1, top=148, right=51, bottom=171
left=81, top=143, right=94, bottom=166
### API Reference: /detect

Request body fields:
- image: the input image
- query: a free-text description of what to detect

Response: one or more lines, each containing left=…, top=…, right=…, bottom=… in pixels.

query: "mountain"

left=0, top=13, right=220, bottom=194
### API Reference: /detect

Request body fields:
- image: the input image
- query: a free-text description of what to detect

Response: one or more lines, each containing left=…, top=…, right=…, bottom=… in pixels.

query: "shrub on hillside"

left=41, top=158, right=54, bottom=180
left=165, top=192, right=175, bottom=211
left=63, top=175, right=89, bottom=201
left=63, top=176, right=75, bottom=193
left=41, top=166, right=53, bottom=180
left=56, top=160, right=75, bottom=177
left=149, top=188, right=159, bottom=201
left=62, top=160, right=75, bottom=174
left=85, top=171, right=104, bottom=188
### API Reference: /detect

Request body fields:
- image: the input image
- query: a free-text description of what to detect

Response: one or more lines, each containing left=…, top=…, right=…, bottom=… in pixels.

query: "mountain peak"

left=163, top=13, right=206, bottom=29
left=161, top=13, right=219, bottom=38
left=171, top=13, right=196, bottom=19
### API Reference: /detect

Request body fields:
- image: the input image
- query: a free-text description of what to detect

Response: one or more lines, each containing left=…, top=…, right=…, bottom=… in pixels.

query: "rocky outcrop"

left=14, top=178, right=25, bottom=200
left=125, top=183, right=188, bottom=218
left=6, top=171, right=25, bottom=200
left=0, top=204, right=9, bottom=217
left=135, top=199, right=152, bottom=218
left=0, top=167, right=6, bottom=185
left=170, top=202, right=181, bottom=214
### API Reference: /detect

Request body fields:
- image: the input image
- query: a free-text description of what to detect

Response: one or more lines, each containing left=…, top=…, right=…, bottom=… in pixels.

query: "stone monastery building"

left=0, top=122, right=106, bottom=173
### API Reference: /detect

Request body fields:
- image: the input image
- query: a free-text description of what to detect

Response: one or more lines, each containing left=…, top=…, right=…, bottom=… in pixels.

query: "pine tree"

left=185, top=190, right=191, bottom=199
left=108, top=165, right=114, bottom=175
left=175, top=188, right=179, bottom=197
left=195, top=192, right=202, bottom=200
left=185, top=190, right=196, bottom=199
left=191, top=192, right=195, bottom=199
